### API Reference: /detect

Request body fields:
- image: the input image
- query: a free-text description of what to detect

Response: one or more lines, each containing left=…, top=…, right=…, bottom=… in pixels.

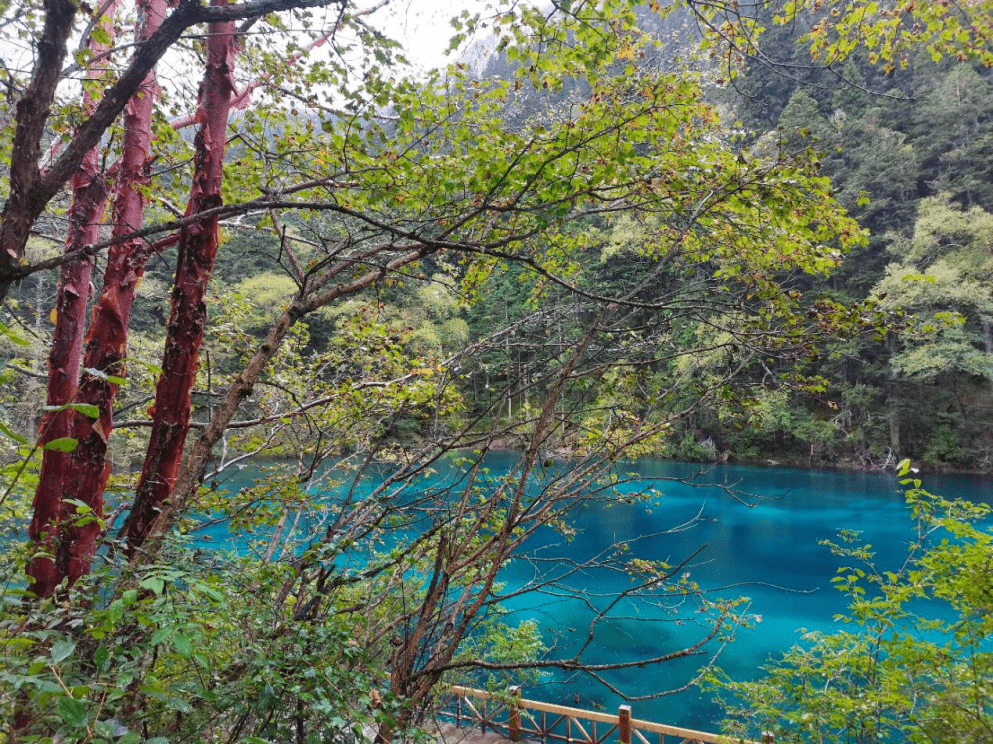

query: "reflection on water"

left=207, top=455, right=993, bottom=731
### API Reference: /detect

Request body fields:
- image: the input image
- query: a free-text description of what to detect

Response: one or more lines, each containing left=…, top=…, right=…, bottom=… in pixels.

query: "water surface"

left=208, top=456, right=992, bottom=731
left=441, top=456, right=991, bottom=730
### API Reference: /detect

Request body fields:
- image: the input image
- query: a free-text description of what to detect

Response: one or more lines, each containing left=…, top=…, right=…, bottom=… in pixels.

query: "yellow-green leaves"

left=777, top=0, right=993, bottom=71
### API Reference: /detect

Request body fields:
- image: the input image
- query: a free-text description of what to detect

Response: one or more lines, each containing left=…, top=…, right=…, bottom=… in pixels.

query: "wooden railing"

left=438, top=685, right=772, bottom=744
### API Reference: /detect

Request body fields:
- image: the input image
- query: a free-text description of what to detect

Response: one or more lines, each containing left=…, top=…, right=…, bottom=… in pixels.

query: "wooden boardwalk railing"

left=438, top=685, right=772, bottom=744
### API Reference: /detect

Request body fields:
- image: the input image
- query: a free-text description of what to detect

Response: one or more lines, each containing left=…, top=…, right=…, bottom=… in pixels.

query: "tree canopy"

left=0, top=0, right=990, bottom=741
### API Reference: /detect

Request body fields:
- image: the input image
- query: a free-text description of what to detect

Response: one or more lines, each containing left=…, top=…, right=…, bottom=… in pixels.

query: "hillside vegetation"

left=0, top=0, right=991, bottom=742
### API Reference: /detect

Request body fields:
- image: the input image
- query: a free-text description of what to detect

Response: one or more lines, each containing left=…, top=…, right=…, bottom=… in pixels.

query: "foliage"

left=448, top=616, right=548, bottom=692
left=776, top=0, right=993, bottom=71
left=3, top=0, right=992, bottom=740
left=679, top=0, right=993, bottom=468
left=875, top=196, right=993, bottom=351
left=710, top=462, right=993, bottom=743
left=0, top=538, right=395, bottom=743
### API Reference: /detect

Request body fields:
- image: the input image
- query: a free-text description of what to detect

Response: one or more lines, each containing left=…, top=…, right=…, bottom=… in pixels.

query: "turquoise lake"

left=205, top=456, right=993, bottom=733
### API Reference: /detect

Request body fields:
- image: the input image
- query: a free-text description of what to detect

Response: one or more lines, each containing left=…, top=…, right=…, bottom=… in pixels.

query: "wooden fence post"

left=508, top=686, right=522, bottom=742
left=618, top=704, right=632, bottom=744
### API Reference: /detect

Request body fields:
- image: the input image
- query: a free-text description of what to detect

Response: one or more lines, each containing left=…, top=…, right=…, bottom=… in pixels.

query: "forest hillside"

left=0, top=1, right=990, bottom=742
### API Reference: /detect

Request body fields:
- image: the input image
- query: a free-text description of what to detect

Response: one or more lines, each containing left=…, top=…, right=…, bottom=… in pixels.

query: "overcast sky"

left=374, top=0, right=474, bottom=72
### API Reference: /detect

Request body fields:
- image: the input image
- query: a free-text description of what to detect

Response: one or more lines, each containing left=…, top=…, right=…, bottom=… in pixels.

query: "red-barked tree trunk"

left=27, top=5, right=117, bottom=597
left=123, top=1, right=238, bottom=555
left=56, top=0, right=174, bottom=590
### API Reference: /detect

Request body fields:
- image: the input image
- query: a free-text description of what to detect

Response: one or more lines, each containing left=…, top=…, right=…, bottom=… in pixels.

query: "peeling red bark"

left=0, top=0, right=354, bottom=307
left=26, top=174, right=105, bottom=597
left=56, top=0, right=173, bottom=589
left=27, top=6, right=116, bottom=598
left=124, top=1, right=237, bottom=555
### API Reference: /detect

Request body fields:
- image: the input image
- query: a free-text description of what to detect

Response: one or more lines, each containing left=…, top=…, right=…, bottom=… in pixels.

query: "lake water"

left=491, top=457, right=993, bottom=730
left=206, top=455, right=993, bottom=732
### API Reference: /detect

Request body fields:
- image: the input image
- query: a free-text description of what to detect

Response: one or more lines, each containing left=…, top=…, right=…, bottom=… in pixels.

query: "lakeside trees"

left=0, top=0, right=990, bottom=741
left=0, top=0, right=871, bottom=740
left=685, top=3, right=993, bottom=740
left=669, top=0, right=993, bottom=469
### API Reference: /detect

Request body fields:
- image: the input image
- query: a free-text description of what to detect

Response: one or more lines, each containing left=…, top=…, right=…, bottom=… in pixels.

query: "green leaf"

left=57, top=696, right=88, bottom=728
left=108, top=599, right=125, bottom=625
left=90, top=25, right=111, bottom=47
left=0, top=320, right=31, bottom=347
left=65, top=499, right=92, bottom=514
left=0, top=421, right=28, bottom=444
left=66, top=403, right=100, bottom=418
left=124, top=357, right=163, bottom=375
left=172, top=634, right=192, bottom=659
left=192, top=582, right=223, bottom=603
left=93, top=645, right=110, bottom=670
left=51, top=639, right=76, bottom=663
left=93, top=719, right=118, bottom=739
left=43, top=437, right=79, bottom=452
left=82, top=367, right=127, bottom=386
left=140, top=576, right=166, bottom=596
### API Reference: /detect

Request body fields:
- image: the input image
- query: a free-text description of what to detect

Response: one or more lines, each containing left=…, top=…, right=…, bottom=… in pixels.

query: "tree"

left=911, top=65, right=993, bottom=211
left=120, top=0, right=239, bottom=559
left=875, top=195, right=993, bottom=381
left=872, top=194, right=993, bottom=465
left=27, top=0, right=120, bottom=597
left=678, top=0, right=993, bottom=468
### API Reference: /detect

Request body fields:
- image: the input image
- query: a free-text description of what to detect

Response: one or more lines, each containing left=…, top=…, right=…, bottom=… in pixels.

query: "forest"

left=0, top=0, right=991, bottom=742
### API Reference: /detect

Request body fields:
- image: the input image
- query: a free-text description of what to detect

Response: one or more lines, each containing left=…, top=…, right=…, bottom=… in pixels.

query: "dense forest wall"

left=716, top=30, right=993, bottom=470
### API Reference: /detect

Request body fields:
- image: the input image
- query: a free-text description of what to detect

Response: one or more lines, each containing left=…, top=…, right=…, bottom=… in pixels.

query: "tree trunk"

left=56, top=0, right=172, bottom=589
left=27, top=6, right=115, bottom=598
left=886, top=332, right=901, bottom=457
left=123, top=2, right=237, bottom=555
